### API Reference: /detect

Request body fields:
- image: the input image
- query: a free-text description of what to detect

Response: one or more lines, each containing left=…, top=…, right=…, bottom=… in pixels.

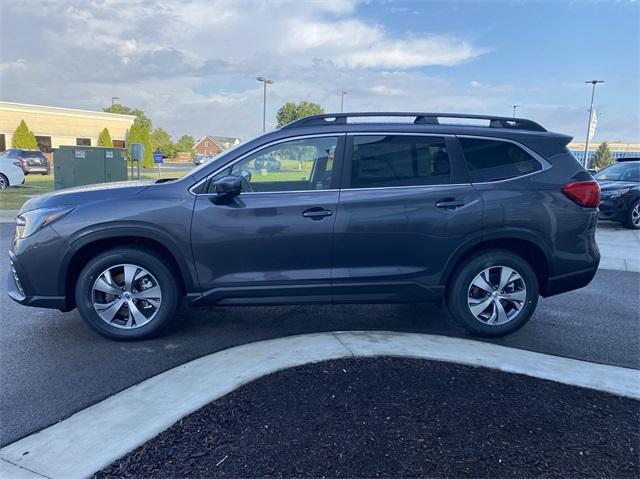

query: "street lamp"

left=582, top=80, right=604, bottom=167
left=512, top=104, right=519, bottom=118
left=111, top=96, right=120, bottom=106
left=256, top=76, right=274, bottom=132
left=340, top=90, right=348, bottom=113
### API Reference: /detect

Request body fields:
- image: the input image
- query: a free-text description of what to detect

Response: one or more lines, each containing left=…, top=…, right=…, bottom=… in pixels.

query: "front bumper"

left=7, top=260, right=68, bottom=310
left=599, top=196, right=630, bottom=222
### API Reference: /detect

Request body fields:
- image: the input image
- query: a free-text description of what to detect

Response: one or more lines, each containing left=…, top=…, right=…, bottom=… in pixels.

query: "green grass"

left=0, top=174, right=55, bottom=210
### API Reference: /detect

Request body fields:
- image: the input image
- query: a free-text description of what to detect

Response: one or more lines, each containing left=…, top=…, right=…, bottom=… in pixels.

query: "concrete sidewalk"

left=596, top=221, right=640, bottom=272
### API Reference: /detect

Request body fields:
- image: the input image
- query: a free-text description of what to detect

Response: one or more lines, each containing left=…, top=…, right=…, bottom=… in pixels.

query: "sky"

left=0, top=0, right=638, bottom=142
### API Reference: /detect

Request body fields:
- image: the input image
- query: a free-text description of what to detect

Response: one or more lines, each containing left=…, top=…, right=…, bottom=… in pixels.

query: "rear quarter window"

left=459, top=138, right=542, bottom=182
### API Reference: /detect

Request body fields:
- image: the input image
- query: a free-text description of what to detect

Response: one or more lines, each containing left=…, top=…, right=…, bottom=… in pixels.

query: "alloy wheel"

left=0, top=175, right=7, bottom=189
left=632, top=203, right=640, bottom=227
left=467, top=266, right=527, bottom=326
left=92, top=264, right=162, bottom=329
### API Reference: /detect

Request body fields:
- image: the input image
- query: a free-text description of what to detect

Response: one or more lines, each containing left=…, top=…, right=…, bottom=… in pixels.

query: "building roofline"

left=0, top=101, right=137, bottom=122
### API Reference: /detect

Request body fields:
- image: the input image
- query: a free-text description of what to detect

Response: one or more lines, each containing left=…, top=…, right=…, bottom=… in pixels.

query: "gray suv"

left=8, top=113, right=601, bottom=340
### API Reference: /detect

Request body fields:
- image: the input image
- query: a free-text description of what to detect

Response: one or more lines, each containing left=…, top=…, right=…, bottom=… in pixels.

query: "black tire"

left=446, top=249, right=539, bottom=337
left=623, top=199, right=640, bottom=230
left=75, top=247, right=180, bottom=340
left=0, top=174, right=8, bottom=189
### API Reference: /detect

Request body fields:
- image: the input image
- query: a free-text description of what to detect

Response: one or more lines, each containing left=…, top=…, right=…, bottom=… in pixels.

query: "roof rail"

left=281, top=112, right=547, bottom=132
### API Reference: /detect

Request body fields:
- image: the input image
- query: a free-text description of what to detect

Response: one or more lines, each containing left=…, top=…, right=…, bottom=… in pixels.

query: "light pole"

left=256, top=77, right=274, bottom=132
left=512, top=104, right=519, bottom=118
left=111, top=96, right=119, bottom=106
left=340, top=90, right=348, bottom=113
left=582, top=80, right=604, bottom=167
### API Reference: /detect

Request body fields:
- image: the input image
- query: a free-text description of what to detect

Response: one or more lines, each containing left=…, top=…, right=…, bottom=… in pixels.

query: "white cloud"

left=5, top=0, right=634, bottom=141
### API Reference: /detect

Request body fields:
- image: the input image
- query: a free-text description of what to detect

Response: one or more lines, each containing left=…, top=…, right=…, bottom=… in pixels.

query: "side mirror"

left=212, top=176, right=241, bottom=199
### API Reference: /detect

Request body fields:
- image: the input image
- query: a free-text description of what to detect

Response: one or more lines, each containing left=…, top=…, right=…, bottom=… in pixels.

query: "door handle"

left=435, top=198, right=465, bottom=209
left=302, top=207, right=333, bottom=219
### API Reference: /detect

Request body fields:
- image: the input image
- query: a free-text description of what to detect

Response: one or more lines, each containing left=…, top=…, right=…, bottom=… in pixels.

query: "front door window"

left=210, top=136, right=338, bottom=193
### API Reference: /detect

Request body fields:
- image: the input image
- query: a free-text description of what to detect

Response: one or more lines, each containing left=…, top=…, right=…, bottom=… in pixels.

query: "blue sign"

left=153, top=151, right=164, bottom=164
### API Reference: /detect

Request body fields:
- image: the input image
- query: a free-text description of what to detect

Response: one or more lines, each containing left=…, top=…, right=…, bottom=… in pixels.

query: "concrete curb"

left=1, top=331, right=638, bottom=479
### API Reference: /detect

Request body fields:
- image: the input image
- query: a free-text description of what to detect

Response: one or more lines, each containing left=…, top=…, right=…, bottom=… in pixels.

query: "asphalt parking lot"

left=0, top=222, right=639, bottom=447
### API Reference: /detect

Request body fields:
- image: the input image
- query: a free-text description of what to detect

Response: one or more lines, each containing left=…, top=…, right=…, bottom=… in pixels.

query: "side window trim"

left=455, top=134, right=551, bottom=184
left=190, top=133, right=346, bottom=195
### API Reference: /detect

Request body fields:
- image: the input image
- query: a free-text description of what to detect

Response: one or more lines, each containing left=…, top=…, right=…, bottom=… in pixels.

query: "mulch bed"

left=96, top=357, right=639, bottom=478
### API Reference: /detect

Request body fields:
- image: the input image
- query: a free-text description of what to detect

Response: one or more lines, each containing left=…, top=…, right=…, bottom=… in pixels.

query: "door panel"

left=191, top=135, right=344, bottom=305
left=332, top=134, right=483, bottom=302
left=192, top=191, right=338, bottom=303
left=332, top=185, right=483, bottom=301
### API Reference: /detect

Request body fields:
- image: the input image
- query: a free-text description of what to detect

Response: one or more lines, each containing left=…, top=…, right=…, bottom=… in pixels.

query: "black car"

left=4, top=148, right=50, bottom=175
left=594, top=158, right=640, bottom=229
left=8, top=112, right=600, bottom=340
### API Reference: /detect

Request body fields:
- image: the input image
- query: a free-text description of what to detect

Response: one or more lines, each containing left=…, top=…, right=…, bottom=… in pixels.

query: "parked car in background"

left=594, top=158, right=640, bottom=229
left=3, top=149, right=50, bottom=175
left=8, top=112, right=600, bottom=340
left=254, top=156, right=281, bottom=171
left=0, top=153, right=26, bottom=189
left=193, top=154, right=215, bottom=166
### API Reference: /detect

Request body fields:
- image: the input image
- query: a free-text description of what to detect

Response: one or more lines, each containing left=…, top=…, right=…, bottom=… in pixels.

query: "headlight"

left=15, top=206, right=74, bottom=239
left=609, top=188, right=630, bottom=198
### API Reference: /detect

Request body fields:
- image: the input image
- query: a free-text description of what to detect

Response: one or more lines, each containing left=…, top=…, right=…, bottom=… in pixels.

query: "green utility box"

left=54, top=146, right=127, bottom=190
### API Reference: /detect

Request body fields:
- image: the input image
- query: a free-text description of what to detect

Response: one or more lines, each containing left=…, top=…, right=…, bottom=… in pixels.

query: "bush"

left=12, top=120, right=39, bottom=149
left=97, top=128, right=113, bottom=147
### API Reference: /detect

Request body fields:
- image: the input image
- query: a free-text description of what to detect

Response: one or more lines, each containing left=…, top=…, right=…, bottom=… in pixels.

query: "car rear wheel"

left=447, top=249, right=539, bottom=337
left=0, top=174, right=8, bottom=189
left=75, top=247, right=179, bottom=340
left=624, top=199, right=640, bottom=229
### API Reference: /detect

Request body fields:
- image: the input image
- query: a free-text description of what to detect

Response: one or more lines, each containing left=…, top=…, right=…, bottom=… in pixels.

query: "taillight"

left=562, top=180, right=600, bottom=208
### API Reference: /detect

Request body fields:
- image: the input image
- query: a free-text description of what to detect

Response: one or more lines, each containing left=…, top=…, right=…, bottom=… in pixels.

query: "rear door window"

left=349, top=135, right=451, bottom=188
left=459, top=138, right=542, bottom=182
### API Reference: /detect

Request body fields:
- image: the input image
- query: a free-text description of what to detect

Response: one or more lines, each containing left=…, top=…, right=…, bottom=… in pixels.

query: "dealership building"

left=0, top=101, right=136, bottom=153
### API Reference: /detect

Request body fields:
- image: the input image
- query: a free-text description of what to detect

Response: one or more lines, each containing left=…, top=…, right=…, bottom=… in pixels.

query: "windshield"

left=594, top=162, right=640, bottom=182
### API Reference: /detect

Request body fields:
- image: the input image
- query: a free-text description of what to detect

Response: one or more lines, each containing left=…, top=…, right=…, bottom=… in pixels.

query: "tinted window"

left=350, top=135, right=450, bottom=188
left=460, top=138, right=542, bottom=182
left=209, top=136, right=338, bottom=193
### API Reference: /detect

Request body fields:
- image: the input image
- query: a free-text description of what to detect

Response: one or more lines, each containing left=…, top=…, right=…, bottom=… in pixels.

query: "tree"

left=126, top=122, right=153, bottom=168
left=97, top=128, right=113, bottom=147
left=104, top=104, right=152, bottom=131
left=590, top=142, right=614, bottom=170
left=276, top=101, right=324, bottom=128
left=176, top=134, right=195, bottom=153
left=11, top=119, right=39, bottom=149
left=150, top=128, right=179, bottom=159
left=107, top=103, right=154, bottom=167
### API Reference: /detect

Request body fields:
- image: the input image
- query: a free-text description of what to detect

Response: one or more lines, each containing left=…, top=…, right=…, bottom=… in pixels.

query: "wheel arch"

left=443, top=232, right=552, bottom=296
left=61, top=228, right=196, bottom=309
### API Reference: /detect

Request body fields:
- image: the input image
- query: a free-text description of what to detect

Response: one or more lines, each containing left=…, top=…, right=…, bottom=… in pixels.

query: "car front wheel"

left=75, top=247, right=179, bottom=340
left=624, top=199, right=640, bottom=229
left=447, top=249, right=539, bottom=337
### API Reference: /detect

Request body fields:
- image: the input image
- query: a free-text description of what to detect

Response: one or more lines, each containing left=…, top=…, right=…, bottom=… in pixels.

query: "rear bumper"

left=543, top=266, right=599, bottom=297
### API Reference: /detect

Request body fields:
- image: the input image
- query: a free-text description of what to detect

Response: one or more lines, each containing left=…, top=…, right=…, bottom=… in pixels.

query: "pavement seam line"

left=1, top=458, right=51, bottom=479
left=332, top=332, right=356, bottom=358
